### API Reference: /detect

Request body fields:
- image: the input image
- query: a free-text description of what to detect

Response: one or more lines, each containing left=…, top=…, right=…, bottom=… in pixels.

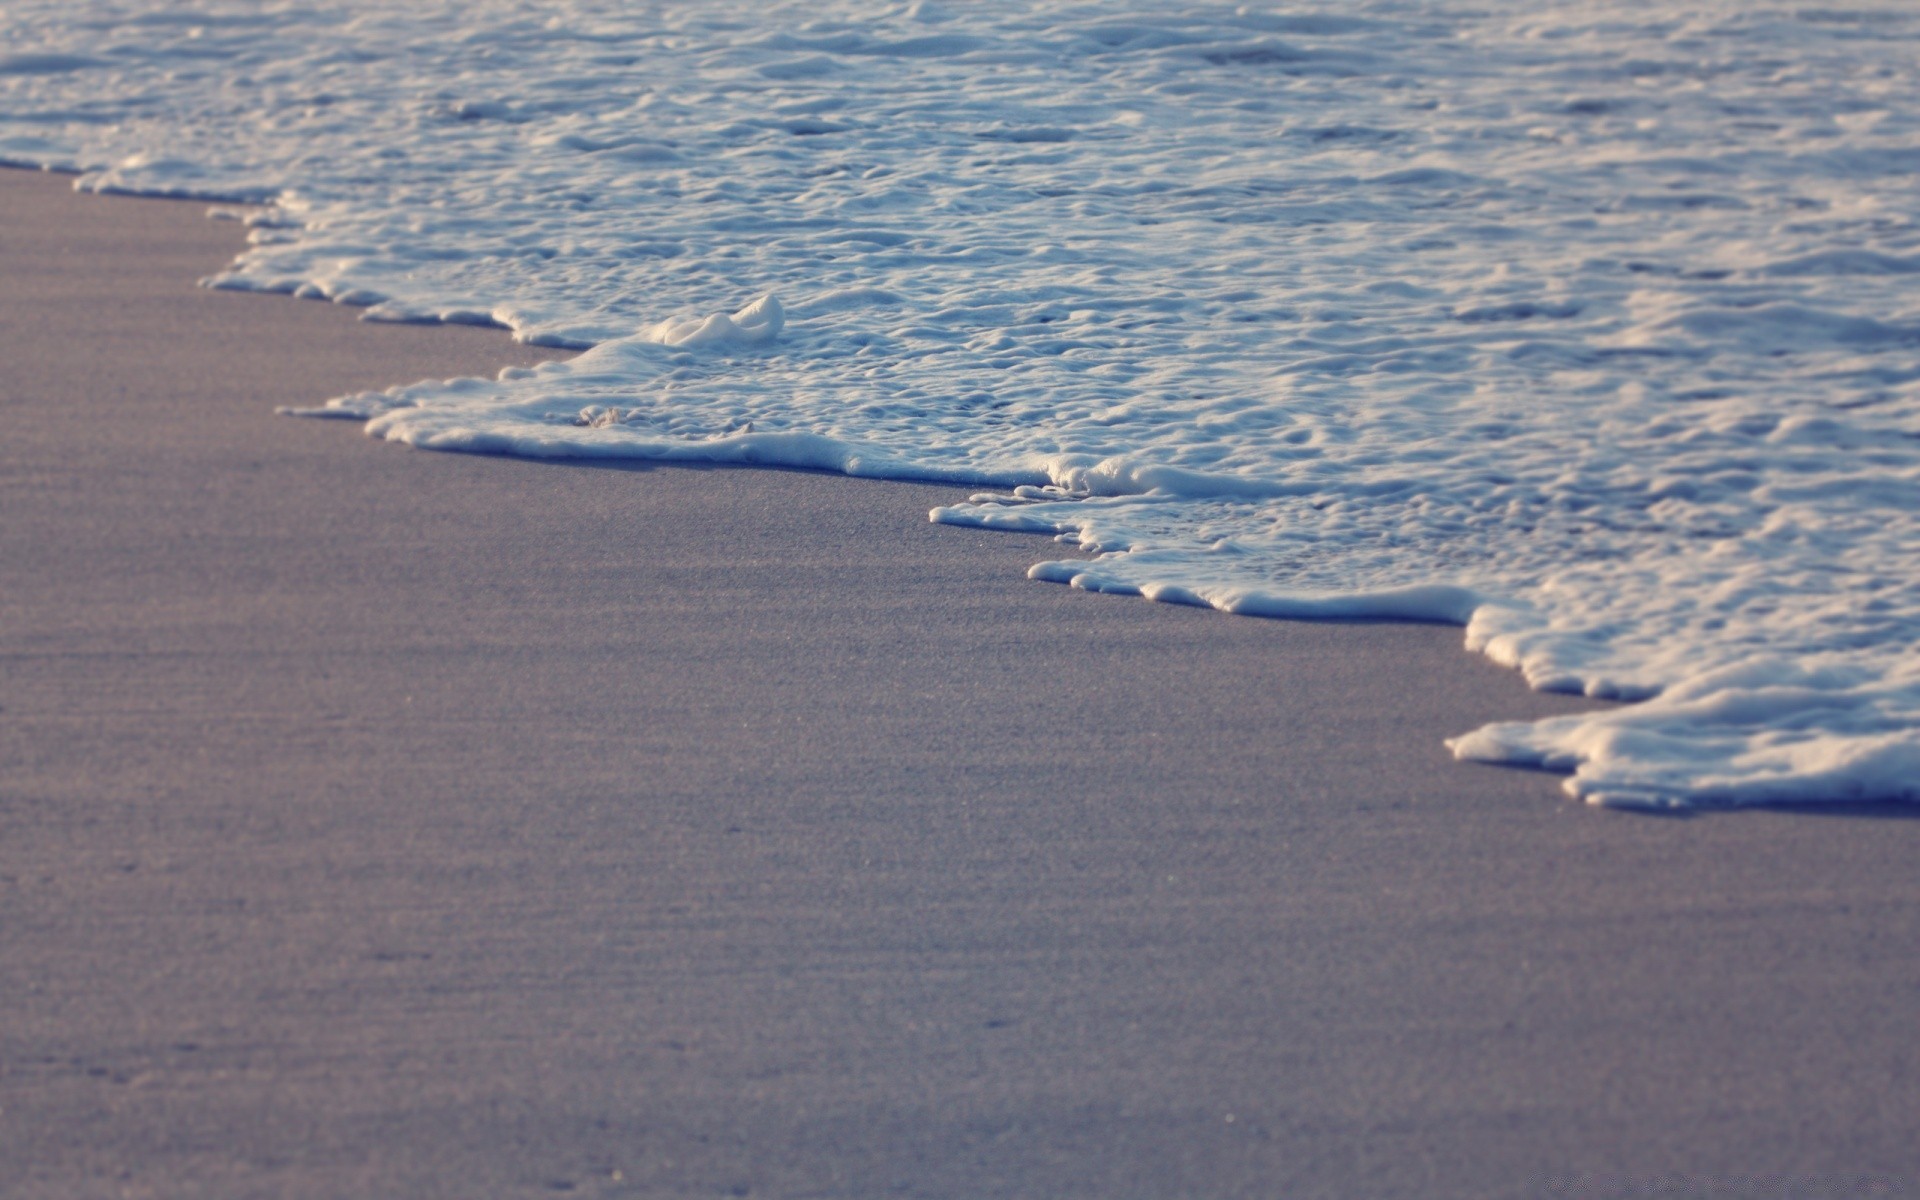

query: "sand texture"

left=3, top=168, right=1918, bottom=1198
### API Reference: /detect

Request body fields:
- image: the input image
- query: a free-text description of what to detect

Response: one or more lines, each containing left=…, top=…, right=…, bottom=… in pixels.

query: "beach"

left=4, top=164, right=1919, bottom=1198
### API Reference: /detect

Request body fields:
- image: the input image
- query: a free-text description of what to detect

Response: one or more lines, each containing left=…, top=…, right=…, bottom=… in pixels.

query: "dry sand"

left=3, top=166, right=1918, bottom=1199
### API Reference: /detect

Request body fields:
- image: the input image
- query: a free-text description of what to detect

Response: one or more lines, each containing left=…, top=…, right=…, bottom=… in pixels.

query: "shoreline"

left=6, top=165, right=1920, bottom=1197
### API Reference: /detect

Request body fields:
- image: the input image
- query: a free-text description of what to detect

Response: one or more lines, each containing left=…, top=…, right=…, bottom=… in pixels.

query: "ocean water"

left=5, top=0, right=1918, bottom=808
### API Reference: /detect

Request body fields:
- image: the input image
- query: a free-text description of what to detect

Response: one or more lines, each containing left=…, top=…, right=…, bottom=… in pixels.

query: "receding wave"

left=4, top=0, right=1919, bottom=809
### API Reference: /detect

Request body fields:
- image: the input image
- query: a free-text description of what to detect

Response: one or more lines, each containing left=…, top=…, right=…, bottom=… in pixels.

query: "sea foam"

left=4, top=0, right=1918, bottom=808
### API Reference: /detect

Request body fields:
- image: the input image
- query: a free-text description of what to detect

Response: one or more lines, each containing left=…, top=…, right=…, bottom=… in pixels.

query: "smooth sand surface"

left=4, top=166, right=1918, bottom=1199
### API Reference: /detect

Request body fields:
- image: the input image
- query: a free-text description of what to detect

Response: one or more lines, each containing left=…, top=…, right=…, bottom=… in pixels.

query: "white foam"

left=648, top=295, right=785, bottom=349
left=6, top=0, right=1920, bottom=808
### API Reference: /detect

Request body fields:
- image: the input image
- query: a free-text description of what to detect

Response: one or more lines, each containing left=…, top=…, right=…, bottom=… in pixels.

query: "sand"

left=3, top=166, right=1917, bottom=1199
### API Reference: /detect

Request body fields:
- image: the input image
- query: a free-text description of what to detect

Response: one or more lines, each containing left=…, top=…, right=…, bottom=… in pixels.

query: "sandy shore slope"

left=3, top=167, right=1917, bottom=1198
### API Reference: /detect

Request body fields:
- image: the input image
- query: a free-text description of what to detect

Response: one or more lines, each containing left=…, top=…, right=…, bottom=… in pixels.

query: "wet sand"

left=3, top=166, right=1917, bottom=1198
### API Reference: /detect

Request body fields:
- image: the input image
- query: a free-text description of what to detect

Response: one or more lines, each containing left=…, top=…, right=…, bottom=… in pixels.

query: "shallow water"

left=5, top=0, right=1918, bottom=807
